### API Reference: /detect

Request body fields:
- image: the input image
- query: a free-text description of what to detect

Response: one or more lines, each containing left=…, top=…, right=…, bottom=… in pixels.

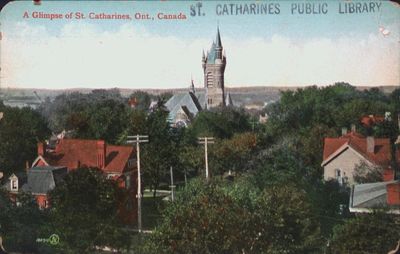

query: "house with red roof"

left=30, top=139, right=138, bottom=223
left=321, top=131, right=398, bottom=185
left=31, top=139, right=136, bottom=188
left=3, top=166, right=67, bottom=209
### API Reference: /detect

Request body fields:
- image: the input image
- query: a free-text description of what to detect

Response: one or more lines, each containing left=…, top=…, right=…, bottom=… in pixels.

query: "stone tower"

left=202, top=27, right=226, bottom=109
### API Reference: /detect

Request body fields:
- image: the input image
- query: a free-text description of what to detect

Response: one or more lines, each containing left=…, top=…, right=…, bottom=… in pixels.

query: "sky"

left=0, top=0, right=399, bottom=89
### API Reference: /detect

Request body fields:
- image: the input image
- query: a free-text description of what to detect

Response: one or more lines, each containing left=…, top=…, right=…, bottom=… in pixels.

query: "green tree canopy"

left=329, top=213, right=400, bottom=254
left=49, top=167, right=129, bottom=253
left=0, top=189, right=49, bottom=253
left=0, top=104, right=50, bottom=176
left=190, top=107, right=251, bottom=139
left=144, top=179, right=321, bottom=254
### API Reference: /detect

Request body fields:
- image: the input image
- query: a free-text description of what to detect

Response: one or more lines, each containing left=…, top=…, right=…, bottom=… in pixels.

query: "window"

left=11, top=178, right=18, bottom=191
left=207, top=72, right=213, bottom=87
left=44, top=200, right=49, bottom=209
left=125, top=175, right=131, bottom=189
left=335, top=169, right=347, bottom=185
left=128, top=159, right=135, bottom=168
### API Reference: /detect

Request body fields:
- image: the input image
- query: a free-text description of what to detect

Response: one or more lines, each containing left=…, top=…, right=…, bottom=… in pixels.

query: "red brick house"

left=3, top=166, right=67, bottom=209
left=30, top=138, right=138, bottom=223
left=321, top=131, right=398, bottom=185
left=32, top=139, right=137, bottom=189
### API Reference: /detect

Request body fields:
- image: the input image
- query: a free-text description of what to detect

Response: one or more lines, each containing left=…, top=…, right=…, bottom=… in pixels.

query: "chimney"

left=366, top=136, right=375, bottom=153
left=386, top=182, right=400, bottom=206
left=351, top=124, right=356, bottom=133
left=25, top=161, right=30, bottom=172
left=341, top=127, right=348, bottom=136
left=37, top=142, right=46, bottom=156
left=96, top=140, right=106, bottom=169
left=383, top=167, right=395, bottom=182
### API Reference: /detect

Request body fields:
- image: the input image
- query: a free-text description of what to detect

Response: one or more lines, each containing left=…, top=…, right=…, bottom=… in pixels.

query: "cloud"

left=1, top=21, right=399, bottom=89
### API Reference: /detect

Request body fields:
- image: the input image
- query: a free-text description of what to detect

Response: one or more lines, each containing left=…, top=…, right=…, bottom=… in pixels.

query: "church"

left=166, top=28, right=233, bottom=127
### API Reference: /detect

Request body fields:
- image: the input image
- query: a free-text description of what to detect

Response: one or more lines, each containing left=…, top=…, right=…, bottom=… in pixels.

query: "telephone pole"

left=170, top=166, right=175, bottom=201
left=198, top=137, right=214, bottom=180
left=127, top=135, right=148, bottom=233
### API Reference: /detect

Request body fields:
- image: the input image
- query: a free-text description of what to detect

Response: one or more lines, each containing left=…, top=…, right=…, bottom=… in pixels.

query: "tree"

left=0, top=189, right=50, bottom=253
left=128, top=91, right=154, bottom=111
left=353, top=161, right=384, bottom=184
left=210, top=132, right=257, bottom=175
left=141, top=103, right=180, bottom=198
left=190, top=107, right=251, bottom=139
left=38, top=89, right=130, bottom=144
left=0, top=104, right=50, bottom=177
left=329, top=213, right=400, bottom=254
left=48, top=167, right=129, bottom=253
left=143, top=179, right=321, bottom=254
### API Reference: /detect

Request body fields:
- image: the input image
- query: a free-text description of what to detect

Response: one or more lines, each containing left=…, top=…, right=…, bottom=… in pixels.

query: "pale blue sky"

left=0, top=1, right=399, bottom=89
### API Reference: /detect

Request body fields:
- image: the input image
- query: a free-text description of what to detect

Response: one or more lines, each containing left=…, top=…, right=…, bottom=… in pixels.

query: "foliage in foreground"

left=0, top=189, right=50, bottom=253
left=329, top=213, right=400, bottom=254
left=48, top=168, right=130, bottom=253
left=143, top=178, right=321, bottom=254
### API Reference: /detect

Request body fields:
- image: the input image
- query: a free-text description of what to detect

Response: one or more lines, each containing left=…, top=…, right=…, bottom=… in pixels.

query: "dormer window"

left=10, top=176, right=18, bottom=191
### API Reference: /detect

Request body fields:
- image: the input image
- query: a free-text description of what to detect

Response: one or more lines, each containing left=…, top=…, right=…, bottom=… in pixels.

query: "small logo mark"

left=36, top=234, right=60, bottom=246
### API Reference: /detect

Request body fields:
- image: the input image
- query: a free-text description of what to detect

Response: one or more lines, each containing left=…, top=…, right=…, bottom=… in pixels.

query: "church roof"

left=166, top=91, right=205, bottom=123
left=207, top=42, right=217, bottom=64
left=206, top=28, right=224, bottom=64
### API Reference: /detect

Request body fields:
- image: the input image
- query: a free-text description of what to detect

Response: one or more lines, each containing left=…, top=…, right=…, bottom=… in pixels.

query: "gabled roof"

left=2, top=172, right=27, bottom=192
left=349, top=180, right=400, bottom=214
left=40, top=139, right=135, bottom=174
left=166, top=91, right=204, bottom=123
left=321, top=132, right=392, bottom=167
left=21, top=166, right=67, bottom=195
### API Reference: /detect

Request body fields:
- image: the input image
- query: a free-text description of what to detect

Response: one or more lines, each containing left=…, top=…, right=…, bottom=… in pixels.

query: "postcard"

left=0, top=1, right=399, bottom=253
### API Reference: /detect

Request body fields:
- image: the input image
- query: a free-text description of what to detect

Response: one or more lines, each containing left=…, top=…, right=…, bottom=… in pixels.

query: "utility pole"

left=184, top=168, right=187, bottom=186
left=198, top=137, right=214, bottom=180
left=170, top=166, right=175, bottom=201
left=127, top=135, right=148, bottom=233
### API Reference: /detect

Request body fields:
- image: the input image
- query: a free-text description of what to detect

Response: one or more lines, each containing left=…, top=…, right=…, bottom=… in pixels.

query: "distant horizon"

left=1, top=83, right=398, bottom=92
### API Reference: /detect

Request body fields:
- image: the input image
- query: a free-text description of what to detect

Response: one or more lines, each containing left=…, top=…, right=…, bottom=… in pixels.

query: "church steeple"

left=215, top=26, right=222, bottom=48
left=203, top=27, right=226, bottom=109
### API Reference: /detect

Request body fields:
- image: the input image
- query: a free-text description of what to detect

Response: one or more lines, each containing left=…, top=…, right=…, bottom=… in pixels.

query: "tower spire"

left=215, top=26, right=222, bottom=48
left=190, top=75, right=195, bottom=94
